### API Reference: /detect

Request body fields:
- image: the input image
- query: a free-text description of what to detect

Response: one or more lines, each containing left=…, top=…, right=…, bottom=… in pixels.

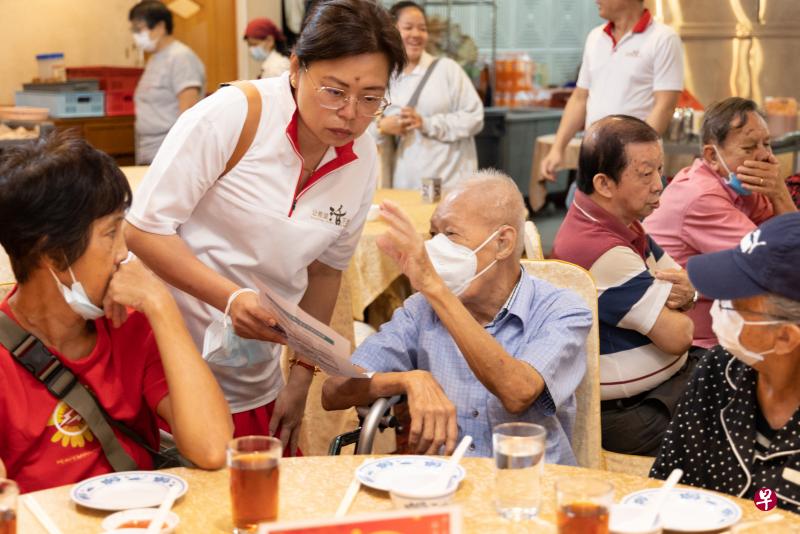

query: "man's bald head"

left=437, top=169, right=528, bottom=257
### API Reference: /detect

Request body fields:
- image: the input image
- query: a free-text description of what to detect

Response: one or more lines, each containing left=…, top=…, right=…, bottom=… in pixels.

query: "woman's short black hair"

left=296, top=0, right=406, bottom=78
left=0, top=131, right=132, bottom=283
left=129, top=0, right=174, bottom=34
left=389, top=1, right=425, bottom=21
left=577, top=115, right=661, bottom=195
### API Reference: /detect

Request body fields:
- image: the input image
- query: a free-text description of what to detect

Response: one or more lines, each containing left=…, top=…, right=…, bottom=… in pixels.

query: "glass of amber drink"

left=0, top=479, right=17, bottom=534
left=556, top=476, right=613, bottom=534
left=228, top=436, right=282, bottom=533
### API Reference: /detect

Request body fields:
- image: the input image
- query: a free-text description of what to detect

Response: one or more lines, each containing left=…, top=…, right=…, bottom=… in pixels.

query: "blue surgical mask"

left=49, top=267, right=105, bottom=320
left=249, top=45, right=268, bottom=62
left=712, top=145, right=751, bottom=196
left=201, top=290, right=272, bottom=368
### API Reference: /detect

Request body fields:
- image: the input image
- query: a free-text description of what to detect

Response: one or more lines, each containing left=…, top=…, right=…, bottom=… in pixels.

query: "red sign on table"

left=259, top=506, right=462, bottom=534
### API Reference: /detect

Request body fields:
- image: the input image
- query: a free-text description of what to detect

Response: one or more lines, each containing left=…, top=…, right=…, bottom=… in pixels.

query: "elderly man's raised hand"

left=401, top=370, right=459, bottom=455
left=376, top=200, right=443, bottom=294
left=736, top=154, right=780, bottom=195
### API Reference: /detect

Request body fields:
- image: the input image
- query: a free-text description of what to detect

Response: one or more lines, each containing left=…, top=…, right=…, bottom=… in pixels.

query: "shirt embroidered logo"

left=48, top=401, right=95, bottom=448
left=311, top=206, right=350, bottom=227
left=740, top=230, right=767, bottom=254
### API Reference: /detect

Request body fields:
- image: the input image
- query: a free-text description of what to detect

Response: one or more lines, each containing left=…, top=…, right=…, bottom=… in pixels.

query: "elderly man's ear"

left=702, top=145, right=723, bottom=174
left=774, top=323, right=800, bottom=356
left=592, top=173, right=617, bottom=199
left=495, top=226, right=518, bottom=260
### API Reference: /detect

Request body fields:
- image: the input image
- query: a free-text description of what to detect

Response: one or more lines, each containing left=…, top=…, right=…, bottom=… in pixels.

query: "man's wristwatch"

left=681, top=290, right=699, bottom=311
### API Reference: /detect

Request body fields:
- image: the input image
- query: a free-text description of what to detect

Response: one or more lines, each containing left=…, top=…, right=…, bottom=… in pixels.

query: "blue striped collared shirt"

left=352, top=271, right=592, bottom=465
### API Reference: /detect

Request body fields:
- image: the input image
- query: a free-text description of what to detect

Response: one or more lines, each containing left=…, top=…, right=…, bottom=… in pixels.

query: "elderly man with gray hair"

left=323, top=170, right=592, bottom=464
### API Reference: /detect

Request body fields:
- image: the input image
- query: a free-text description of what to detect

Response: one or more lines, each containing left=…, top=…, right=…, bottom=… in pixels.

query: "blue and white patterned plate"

left=355, top=456, right=466, bottom=492
left=621, top=488, right=742, bottom=532
left=70, top=471, right=188, bottom=511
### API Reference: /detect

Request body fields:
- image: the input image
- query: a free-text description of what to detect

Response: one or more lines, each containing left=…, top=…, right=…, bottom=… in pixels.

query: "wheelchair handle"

left=356, top=395, right=402, bottom=454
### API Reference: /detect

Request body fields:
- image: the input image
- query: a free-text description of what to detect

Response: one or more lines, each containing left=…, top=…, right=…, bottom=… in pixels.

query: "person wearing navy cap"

left=651, top=212, right=800, bottom=514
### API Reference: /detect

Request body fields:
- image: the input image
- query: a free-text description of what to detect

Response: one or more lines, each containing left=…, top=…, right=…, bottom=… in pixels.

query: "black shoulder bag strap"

left=0, top=312, right=139, bottom=472
left=407, top=58, right=441, bottom=108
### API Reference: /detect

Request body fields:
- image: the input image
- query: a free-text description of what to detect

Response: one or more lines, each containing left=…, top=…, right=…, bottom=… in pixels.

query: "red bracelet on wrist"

left=289, top=358, right=319, bottom=374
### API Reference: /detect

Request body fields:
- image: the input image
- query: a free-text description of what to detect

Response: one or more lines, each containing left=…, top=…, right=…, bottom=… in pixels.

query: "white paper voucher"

left=254, top=280, right=366, bottom=378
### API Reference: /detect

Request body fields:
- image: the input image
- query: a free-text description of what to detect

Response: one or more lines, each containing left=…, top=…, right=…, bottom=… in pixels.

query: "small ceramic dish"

left=609, top=504, right=663, bottom=534
left=389, top=484, right=457, bottom=509
left=101, top=508, right=179, bottom=533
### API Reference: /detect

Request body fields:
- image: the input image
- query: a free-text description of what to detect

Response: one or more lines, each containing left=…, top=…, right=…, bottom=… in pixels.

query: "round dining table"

left=17, top=456, right=796, bottom=533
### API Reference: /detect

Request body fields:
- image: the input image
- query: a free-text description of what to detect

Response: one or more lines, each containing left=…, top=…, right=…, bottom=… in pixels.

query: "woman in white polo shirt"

left=375, top=1, right=483, bottom=190
left=125, top=0, right=406, bottom=454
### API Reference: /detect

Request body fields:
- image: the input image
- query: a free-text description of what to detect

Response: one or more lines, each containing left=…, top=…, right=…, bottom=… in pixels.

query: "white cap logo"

left=740, top=229, right=767, bottom=254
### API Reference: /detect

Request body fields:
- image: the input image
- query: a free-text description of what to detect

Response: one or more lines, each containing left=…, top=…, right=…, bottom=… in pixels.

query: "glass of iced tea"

left=228, top=435, right=282, bottom=533
left=0, top=479, right=17, bottom=534
left=556, top=476, right=613, bottom=534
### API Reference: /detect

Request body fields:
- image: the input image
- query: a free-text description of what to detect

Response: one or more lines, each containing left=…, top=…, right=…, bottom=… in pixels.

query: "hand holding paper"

left=253, top=280, right=367, bottom=378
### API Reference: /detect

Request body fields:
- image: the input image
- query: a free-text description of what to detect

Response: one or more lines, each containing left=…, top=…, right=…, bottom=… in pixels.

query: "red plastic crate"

left=105, top=90, right=135, bottom=116
left=66, top=66, right=143, bottom=93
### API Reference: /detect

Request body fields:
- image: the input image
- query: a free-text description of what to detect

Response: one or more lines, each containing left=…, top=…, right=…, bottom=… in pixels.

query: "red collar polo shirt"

left=577, top=9, right=684, bottom=128
left=552, top=190, right=687, bottom=401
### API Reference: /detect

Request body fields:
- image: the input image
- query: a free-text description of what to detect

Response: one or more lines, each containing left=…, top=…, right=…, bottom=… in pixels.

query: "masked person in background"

left=129, top=0, right=205, bottom=165
left=323, top=171, right=592, bottom=462
left=244, top=18, right=291, bottom=79
left=651, top=213, right=800, bottom=514
left=644, top=97, right=796, bottom=351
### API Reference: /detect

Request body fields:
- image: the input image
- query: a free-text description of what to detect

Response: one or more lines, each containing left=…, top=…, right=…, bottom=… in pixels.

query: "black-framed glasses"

left=303, top=66, right=389, bottom=117
left=717, top=300, right=791, bottom=323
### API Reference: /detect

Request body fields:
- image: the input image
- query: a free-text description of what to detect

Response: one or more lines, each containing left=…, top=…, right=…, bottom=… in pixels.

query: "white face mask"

left=133, top=30, right=157, bottom=52
left=249, top=45, right=268, bottom=62
left=202, top=289, right=271, bottom=368
left=49, top=267, right=105, bottom=320
left=710, top=299, right=783, bottom=366
left=424, top=229, right=499, bottom=296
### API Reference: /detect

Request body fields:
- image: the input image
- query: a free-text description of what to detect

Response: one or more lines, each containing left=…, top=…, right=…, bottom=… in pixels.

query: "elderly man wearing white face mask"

left=129, top=0, right=205, bottom=165
left=651, top=212, right=800, bottom=514
left=322, top=170, right=592, bottom=462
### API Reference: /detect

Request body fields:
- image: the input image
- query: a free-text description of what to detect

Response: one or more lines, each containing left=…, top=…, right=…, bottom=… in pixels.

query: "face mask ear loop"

left=49, top=268, right=65, bottom=288
left=224, top=288, right=257, bottom=321
left=712, top=145, right=733, bottom=176
left=67, top=266, right=80, bottom=285
left=473, top=228, right=501, bottom=254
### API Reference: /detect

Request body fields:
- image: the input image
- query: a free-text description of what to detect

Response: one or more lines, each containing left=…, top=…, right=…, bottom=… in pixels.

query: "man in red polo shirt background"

left=541, top=0, right=684, bottom=181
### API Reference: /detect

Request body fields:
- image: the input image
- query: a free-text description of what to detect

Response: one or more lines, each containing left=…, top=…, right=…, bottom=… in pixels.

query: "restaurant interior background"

left=1, top=0, right=800, bottom=250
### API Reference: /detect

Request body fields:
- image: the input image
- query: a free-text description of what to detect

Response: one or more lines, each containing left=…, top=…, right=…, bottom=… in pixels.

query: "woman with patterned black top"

left=651, top=213, right=800, bottom=513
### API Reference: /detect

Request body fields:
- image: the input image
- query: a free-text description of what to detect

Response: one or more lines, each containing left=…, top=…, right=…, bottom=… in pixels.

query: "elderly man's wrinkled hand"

left=655, top=268, right=695, bottom=310
left=737, top=155, right=783, bottom=198
left=402, top=370, right=459, bottom=455
left=376, top=200, right=443, bottom=294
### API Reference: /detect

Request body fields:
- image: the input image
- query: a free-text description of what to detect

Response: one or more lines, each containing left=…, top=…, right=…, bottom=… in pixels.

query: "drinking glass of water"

left=492, top=422, right=546, bottom=520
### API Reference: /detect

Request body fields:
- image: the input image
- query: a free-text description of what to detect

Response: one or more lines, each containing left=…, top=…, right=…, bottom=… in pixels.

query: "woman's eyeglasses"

left=303, top=66, right=389, bottom=118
